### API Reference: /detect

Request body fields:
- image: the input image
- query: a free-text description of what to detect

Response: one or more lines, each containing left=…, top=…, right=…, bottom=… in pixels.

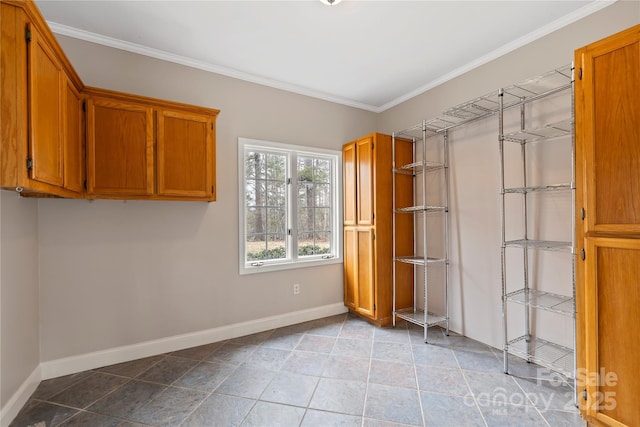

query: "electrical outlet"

left=293, top=283, right=300, bottom=295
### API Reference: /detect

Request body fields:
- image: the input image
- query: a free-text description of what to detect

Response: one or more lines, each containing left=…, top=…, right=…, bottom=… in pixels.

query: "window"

left=238, top=138, right=342, bottom=274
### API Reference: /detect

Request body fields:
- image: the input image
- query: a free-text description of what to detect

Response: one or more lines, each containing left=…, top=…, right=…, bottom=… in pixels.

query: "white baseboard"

left=40, top=302, right=347, bottom=380
left=0, top=365, right=41, bottom=427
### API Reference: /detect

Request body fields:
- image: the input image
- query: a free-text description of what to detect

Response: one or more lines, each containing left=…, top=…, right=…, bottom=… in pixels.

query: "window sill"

left=239, top=256, right=343, bottom=275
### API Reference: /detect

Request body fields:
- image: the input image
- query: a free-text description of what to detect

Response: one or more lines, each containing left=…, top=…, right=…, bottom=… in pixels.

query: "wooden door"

left=343, top=141, right=356, bottom=226
left=356, top=136, right=374, bottom=226
left=86, top=97, right=154, bottom=196
left=27, top=23, right=63, bottom=187
left=584, top=237, right=640, bottom=426
left=575, top=24, right=640, bottom=427
left=157, top=109, right=214, bottom=199
left=63, top=77, right=83, bottom=193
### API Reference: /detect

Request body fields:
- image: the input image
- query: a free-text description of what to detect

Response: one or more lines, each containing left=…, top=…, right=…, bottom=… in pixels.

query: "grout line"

left=453, top=349, right=490, bottom=427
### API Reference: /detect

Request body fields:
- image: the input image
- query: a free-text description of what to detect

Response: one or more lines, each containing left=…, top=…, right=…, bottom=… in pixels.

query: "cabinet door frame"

left=343, top=141, right=357, bottom=226
left=578, top=27, right=640, bottom=234
left=156, top=109, right=215, bottom=199
left=356, top=136, right=375, bottom=226
left=85, top=97, right=154, bottom=196
left=62, top=76, right=83, bottom=193
left=584, top=236, right=640, bottom=426
left=27, top=22, right=64, bottom=187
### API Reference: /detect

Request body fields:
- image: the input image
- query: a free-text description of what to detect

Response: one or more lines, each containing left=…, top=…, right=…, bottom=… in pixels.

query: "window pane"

left=314, top=159, right=331, bottom=183
left=315, top=183, right=330, bottom=207
left=245, top=151, right=266, bottom=179
left=297, top=157, right=314, bottom=182
left=315, top=231, right=332, bottom=254
left=267, top=181, right=286, bottom=207
left=246, top=179, right=266, bottom=207
left=266, top=234, right=286, bottom=260
left=298, top=183, right=314, bottom=208
left=246, top=235, right=266, bottom=261
left=297, top=207, right=313, bottom=233
left=315, top=208, right=331, bottom=231
left=266, top=154, right=286, bottom=181
left=246, top=207, right=266, bottom=235
left=267, top=208, right=286, bottom=234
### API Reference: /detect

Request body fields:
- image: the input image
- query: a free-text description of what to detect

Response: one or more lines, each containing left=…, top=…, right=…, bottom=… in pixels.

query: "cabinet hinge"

left=372, top=213, right=375, bottom=221
left=579, top=68, right=583, bottom=80
left=371, top=143, right=374, bottom=149
left=82, top=101, right=87, bottom=112
left=210, top=123, right=213, bottom=131
left=582, top=388, right=588, bottom=401
left=25, top=27, right=32, bottom=43
left=26, top=157, right=33, bottom=171
left=580, top=208, right=585, bottom=220
left=581, top=248, right=586, bottom=261
left=373, top=304, right=376, bottom=311
left=83, top=180, right=87, bottom=190
left=372, top=233, right=375, bottom=241
left=211, top=185, right=215, bottom=194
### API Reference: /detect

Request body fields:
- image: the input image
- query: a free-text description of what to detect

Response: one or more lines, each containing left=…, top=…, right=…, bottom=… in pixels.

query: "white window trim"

left=238, top=137, right=343, bottom=275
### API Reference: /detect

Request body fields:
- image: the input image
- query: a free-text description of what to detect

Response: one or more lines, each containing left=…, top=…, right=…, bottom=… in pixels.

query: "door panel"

left=86, top=97, right=154, bottom=195
left=356, top=136, right=374, bottom=226
left=343, top=227, right=357, bottom=310
left=584, top=237, right=640, bottom=425
left=63, top=77, right=83, bottom=193
left=157, top=109, right=213, bottom=198
left=356, top=228, right=375, bottom=317
left=28, top=24, right=63, bottom=187
left=343, top=142, right=356, bottom=226
left=582, top=32, right=640, bottom=233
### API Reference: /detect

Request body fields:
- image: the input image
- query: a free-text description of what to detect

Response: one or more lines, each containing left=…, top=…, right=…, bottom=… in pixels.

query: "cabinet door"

left=63, top=77, right=83, bottom=193
left=86, top=97, right=154, bottom=196
left=343, top=141, right=356, bottom=226
left=577, top=26, right=640, bottom=234
left=157, top=109, right=214, bottom=199
left=343, top=227, right=357, bottom=310
left=27, top=23, right=63, bottom=187
left=584, top=237, right=640, bottom=426
left=343, top=227, right=376, bottom=318
left=356, top=136, right=374, bottom=226
left=356, top=227, right=375, bottom=317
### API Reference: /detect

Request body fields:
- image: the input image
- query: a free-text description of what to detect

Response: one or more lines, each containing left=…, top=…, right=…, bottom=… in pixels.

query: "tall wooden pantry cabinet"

left=574, top=24, right=640, bottom=427
left=343, top=133, right=413, bottom=326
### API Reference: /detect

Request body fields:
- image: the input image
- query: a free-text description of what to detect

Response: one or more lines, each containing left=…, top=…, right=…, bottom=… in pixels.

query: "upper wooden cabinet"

left=1, top=1, right=220, bottom=201
left=1, top=1, right=84, bottom=197
left=85, top=88, right=219, bottom=201
left=575, top=24, right=640, bottom=427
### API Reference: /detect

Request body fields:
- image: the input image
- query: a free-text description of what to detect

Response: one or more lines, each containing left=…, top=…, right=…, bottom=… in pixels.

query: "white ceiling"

left=36, top=0, right=612, bottom=112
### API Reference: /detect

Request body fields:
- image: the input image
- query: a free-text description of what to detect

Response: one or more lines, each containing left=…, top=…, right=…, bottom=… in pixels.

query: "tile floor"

left=11, top=314, right=585, bottom=427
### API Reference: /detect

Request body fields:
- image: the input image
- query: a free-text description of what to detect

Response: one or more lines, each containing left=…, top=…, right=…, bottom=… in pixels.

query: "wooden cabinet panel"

left=575, top=24, right=640, bottom=427
left=63, top=76, right=83, bottom=193
left=343, top=226, right=375, bottom=318
left=86, top=97, right=154, bottom=196
left=356, top=136, right=374, bottom=226
left=579, top=27, right=640, bottom=234
left=343, top=227, right=357, bottom=310
left=584, top=237, right=640, bottom=426
left=343, top=141, right=356, bottom=226
left=27, top=23, right=63, bottom=187
left=356, top=227, right=375, bottom=317
left=157, top=109, right=214, bottom=199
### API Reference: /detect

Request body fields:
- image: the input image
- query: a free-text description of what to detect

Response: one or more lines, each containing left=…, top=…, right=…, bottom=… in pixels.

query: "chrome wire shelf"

left=504, top=239, right=572, bottom=252
left=395, top=205, right=447, bottom=213
left=393, top=161, right=446, bottom=175
left=505, top=288, right=575, bottom=316
left=507, top=336, right=574, bottom=379
left=394, top=256, right=446, bottom=266
left=504, top=183, right=572, bottom=194
left=503, top=119, right=573, bottom=143
left=395, top=308, right=447, bottom=328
